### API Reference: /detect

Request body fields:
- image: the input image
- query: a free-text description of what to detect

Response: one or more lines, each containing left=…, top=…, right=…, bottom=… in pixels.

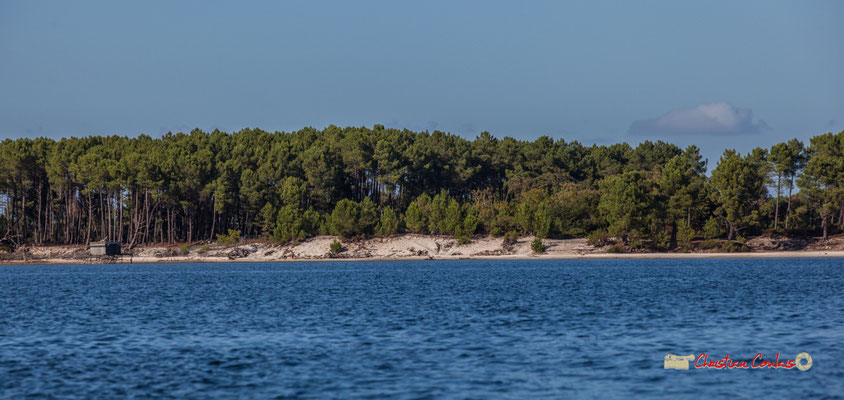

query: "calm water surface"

left=1, top=259, right=842, bottom=398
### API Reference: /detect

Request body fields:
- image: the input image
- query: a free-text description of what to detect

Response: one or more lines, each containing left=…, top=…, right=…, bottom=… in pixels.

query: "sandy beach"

left=3, top=234, right=843, bottom=265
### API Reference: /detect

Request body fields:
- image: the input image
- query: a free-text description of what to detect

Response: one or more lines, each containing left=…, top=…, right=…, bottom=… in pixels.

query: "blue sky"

left=1, top=0, right=842, bottom=165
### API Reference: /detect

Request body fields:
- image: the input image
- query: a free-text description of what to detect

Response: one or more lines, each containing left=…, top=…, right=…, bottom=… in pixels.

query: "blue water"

left=1, top=259, right=842, bottom=399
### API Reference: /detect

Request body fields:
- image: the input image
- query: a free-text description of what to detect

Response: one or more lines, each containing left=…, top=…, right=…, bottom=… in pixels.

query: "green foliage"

left=376, top=207, right=400, bottom=237
left=533, top=204, right=552, bottom=239
left=770, top=139, right=806, bottom=230
left=513, top=189, right=552, bottom=237
left=330, top=198, right=377, bottom=239
left=798, top=132, right=844, bottom=239
left=273, top=206, right=299, bottom=244
left=703, top=217, right=723, bottom=239
left=273, top=206, right=321, bottom=244
left=443, top=197, right=462, bottom=236
left=423, top=190, right=466, bottom=237
left=0, top=216, right=8, bottom=249
left=598, top=171, right=655, bottom=243
left=700, top=239, right=720, bottom=250
left=198, top=245, right=209, bottom=255
left=549, top=183, right=598, bottom=237
left=792, top=204, right=810, bottom=232
left=655, top=231, right=671, bottom=250
left=258, top=203, right=277, bottom=236
left=723, top=240, right=750, bottom=253
left=628, top=239, right=647, bottom=250
left=330, top=239, right=343, bottom=254
left=0, top=127, right=840, bottom=250
left=179, top=243, right=191, bottom=255
left=502, top=231, right=519, bottom=251
left=462, top=205, right=479, bottom=237
left=606, top=243, right=626, bottom=253
left=405, top=194, right=431, bottom=234
left=429, top=190, right=450, bottom=234
left=330, top=199, right=361, bottom=239
left=530, top=237, right=546, bottom=253
left=677, top=219, right=695, bottom=250
left=358, top=197, right=378, bottom=234
left=710, top=149, right=768, bottom=239
left=216, top=229, right=241, bottom=247
left=587, top=230, right=613, bottom=247
left=279, top=177, right=307, bottom=208
left=659, top=146, right=707, bottom=230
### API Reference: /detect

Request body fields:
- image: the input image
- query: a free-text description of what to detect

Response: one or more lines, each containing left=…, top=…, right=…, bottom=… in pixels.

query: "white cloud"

left=629, top=102, right=768, bottom=136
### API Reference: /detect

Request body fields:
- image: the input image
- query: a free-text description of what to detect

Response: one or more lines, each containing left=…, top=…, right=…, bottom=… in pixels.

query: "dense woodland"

left=1, top=125, right=843, bottom=251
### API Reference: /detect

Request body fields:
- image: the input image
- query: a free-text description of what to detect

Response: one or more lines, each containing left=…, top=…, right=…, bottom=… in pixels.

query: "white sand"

left=5, top=234, right=844, bottom=264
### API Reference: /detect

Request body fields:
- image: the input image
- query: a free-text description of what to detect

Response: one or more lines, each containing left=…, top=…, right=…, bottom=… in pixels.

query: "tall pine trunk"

left=785, top=176, right=794, bottom=231
left=86, top=193, right=93, bottom=244
left=822, top=216, right=828, bottom=241
left=37, top=182, right=43, bottom=245
left=774, top=173, right=781, bottom=231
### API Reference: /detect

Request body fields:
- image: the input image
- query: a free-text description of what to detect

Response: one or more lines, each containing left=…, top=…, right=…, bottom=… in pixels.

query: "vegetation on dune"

left=531, top=237, right=546, bottom=254
left=329, top=239, right=343, bottom=255
left=0, top=125, right=842, bottom=251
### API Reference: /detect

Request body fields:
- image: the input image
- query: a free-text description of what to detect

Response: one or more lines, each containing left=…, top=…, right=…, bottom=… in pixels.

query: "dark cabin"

left=89, top=241, right=122, bottom=256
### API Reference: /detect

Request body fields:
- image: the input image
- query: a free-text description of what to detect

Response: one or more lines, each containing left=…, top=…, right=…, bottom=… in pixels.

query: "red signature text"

left=695, top=353, right=796, bottom=369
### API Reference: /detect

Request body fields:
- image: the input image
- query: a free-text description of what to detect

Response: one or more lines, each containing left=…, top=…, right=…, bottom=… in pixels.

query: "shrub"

left=258, top=203, right=277, bottom=237
left=655, top=231, right=671, bottom=249
left=216, top=229, right=241, bottom=247
left=376, top=207, right=400, bottom=237
left=330, top=199, right=361, bottom=239
left=456, top=235, right=471, bottom=245
left=677, top=220, right=695, bottom=250
left=462, top=205, right=479, bottom=237
left=331, top=198, right=377, bottom=239
left=274, top=206, right=321, bottom=244
left=273, top=205, right=299, bottom=243
left=330, top=239, right=343, bottom=254
left=700, top=239, right=720, bottom=250
left=723, top=240, right=750, bottom=253
left=358, top=197, right=378, bottom=234
left=517, top=200, right=552, bottom=238
left=198, top=245, right=209, bottom=255
left=628, top=239, right=646, bottom=250
left=442, top=197, right=462, bottom=235
left=503, top=231, right=519, bottom=245
left=179, top=243, right=191, bottom=256
left=502, top=231, right=519, bottom=251
left=606, top=243, right=627, bottom=253
left=515, top=203, right=533, bottom=235
left=587, top=230, right=613, bottom=247
left=703, top=217, right=722, bottom=239
left=405, top=194, right=431, bottom=234
left=531, top=237, right=546, bottom=253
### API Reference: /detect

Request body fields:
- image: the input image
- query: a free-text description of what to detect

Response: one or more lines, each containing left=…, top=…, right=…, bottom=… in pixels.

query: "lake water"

left=1, top=259, right=842, bottom=398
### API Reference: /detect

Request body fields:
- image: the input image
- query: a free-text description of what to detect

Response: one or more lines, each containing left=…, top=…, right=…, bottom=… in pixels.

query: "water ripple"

left=1, top=259, right=842, bottom=398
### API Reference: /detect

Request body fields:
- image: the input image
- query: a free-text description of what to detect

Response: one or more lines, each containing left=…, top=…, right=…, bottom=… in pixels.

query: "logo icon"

left=664, top=354, right=695, bottom=370
left=795, top=352, right=812, bottom=371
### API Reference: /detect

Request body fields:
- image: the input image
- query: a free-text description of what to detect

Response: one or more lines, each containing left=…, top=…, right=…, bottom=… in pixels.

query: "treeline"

left=1, top=125, right=842, bottom=250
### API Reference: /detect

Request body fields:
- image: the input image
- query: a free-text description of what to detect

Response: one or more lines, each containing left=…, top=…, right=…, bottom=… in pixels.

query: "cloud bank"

left=628, top=102, right=768, bottom=136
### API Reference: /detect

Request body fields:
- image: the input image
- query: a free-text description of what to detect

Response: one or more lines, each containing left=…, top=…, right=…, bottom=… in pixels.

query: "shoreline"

left=3, top=234, right=844, bottom=265
left=3, top=251, right=844, bottom=266
left=4, top=252, right=844, bottom=266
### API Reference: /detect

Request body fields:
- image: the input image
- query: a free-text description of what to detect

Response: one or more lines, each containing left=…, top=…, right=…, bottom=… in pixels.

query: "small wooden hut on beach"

left=88, top=241, right=131, bottom=263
